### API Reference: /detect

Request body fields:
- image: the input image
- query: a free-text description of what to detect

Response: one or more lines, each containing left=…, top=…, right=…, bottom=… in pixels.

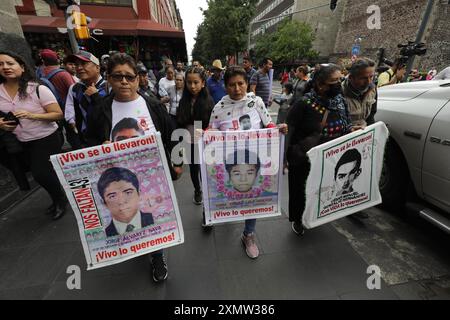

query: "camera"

left=377, top=42, right=427, bottom=68
left=398, top=41, right=427, bottom=57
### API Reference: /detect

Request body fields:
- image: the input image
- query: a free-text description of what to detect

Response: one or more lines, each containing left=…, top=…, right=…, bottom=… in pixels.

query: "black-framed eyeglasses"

left=110, top=74, right=138, bottom=82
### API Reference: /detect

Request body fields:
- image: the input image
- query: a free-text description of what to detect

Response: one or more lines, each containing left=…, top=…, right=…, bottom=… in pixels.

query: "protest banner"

left=303, top=122, right=389, bottom=229
left=50, top=133, right=184, bottom=270
left=200, top=128, right=283, bottom=224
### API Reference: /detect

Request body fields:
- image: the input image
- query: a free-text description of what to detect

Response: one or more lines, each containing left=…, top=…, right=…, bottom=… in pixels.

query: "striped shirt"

left=250, top=70, right=271, bottom=106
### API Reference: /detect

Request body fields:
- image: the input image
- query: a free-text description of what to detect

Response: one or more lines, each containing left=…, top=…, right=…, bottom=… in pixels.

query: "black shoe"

left=52, top=201, right=67, bottom=220
left=292, top=221, right=305, bottom=236
left=46, top=203, right=56, bottom=215
left=193, top=190, right=203, bottom=205
left=152, top=254, right=168, bottom=282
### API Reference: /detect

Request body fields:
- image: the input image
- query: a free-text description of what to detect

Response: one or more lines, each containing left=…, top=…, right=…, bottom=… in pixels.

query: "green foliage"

left=192, top=0, right=258, bottom=65
left=253, top=20, right=319, bottom=64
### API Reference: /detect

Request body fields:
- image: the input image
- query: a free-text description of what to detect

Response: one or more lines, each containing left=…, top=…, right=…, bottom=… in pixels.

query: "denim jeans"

left=244, top=219, right=257, bottom=236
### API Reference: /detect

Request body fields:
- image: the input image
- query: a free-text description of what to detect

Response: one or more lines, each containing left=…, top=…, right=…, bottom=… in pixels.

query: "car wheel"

left=379, top=141, right=409, bottom=209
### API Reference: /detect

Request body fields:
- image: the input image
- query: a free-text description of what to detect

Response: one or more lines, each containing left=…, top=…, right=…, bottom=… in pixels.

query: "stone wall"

left=0, top=0, right=24, bottom=36
left=332, top=0, right=450, bottom=72
left=417, top=1, right=450, bottom=71
left=293, top=0, right=344, bottom=59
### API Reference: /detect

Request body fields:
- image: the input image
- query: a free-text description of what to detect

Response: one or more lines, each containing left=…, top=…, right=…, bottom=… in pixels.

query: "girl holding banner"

left=176, top=67, right=214, bottom=207
left=207, top=66, right=288, bottom=259
left=286, top=64, right=353, bottom=236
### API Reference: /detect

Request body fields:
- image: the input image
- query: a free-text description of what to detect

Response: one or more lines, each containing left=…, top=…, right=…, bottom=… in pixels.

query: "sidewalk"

left=0, top=168, right=399, bottom=300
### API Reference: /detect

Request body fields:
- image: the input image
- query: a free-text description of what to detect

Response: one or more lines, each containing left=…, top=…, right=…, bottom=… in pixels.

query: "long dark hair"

left=0, top=52, right=36, bottom=100
left=312, top=63, right=342, bottom=91
left=177, top=67, right=213, bottom=129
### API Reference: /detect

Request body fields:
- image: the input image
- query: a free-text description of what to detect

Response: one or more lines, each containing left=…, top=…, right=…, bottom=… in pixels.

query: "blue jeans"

left=244, top=219, right=256, bottom=236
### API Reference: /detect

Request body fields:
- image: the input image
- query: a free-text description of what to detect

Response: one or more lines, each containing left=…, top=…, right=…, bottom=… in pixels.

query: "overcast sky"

left=175, top=0, right=208, bottom=62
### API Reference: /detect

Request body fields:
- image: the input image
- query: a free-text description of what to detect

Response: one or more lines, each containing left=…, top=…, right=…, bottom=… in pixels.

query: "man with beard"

left=341, top=58, right=376, bottom=219
left=342, top=58, right=377, bottom=129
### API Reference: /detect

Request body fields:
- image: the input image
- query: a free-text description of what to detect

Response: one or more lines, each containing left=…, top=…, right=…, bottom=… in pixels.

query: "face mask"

left=326, top=82, right=342, bottom=98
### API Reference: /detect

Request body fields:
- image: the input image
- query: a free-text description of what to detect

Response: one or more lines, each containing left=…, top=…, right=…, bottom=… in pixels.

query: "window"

left=80, top=0, right=133, bottom=6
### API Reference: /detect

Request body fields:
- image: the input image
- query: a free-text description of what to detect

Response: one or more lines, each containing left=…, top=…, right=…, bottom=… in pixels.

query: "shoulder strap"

left=320, top=110, right=329, bottom=130
left=387, top=69, right=394, bottom=82
left=45, top=68, right=64, bottom=80
left=36, top=85, right=40, bottom=100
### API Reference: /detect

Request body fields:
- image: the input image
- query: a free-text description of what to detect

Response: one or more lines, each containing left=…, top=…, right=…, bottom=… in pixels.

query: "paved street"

left=0, top=161, right=449, bottom=299
left=0, top=82, right=449, bottom=300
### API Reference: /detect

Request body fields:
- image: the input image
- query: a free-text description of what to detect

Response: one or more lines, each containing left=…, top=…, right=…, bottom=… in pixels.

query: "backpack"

left=36, top=68, right=66, bottom=108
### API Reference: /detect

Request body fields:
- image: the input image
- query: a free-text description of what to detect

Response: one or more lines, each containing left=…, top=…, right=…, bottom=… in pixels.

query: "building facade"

left=293, top=0, right=343, bottom=60
left=249, top=0, right=295, bottom=48
left=14, top=0, right=188, bottom=65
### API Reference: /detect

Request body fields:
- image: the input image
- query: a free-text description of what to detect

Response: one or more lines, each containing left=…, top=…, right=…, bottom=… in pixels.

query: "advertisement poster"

left=51, top=134, right=184, bottom=270
left=302, top=122, right=389, bottom=229
left=200, top=128, right=283, bottom=224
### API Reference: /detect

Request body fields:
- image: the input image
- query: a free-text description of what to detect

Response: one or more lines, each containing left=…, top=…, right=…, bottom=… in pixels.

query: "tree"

left=192, top=0, right=258, bottom=66
left=254, top=20, right=319, bottom=65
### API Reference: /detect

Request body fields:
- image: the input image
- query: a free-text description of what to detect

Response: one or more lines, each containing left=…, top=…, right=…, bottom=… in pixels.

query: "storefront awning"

left=19, top=15, right=185, bottom=38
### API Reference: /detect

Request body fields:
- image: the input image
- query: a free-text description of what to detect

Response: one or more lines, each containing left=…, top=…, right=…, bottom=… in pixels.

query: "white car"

left=377, top=80, right=450, bottom=233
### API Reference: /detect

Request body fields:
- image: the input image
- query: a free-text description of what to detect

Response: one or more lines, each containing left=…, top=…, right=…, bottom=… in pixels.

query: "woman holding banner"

left=207, top=66, right=288, bottom=259
left=86, top=53, right=181, bottom=283
left=286, top=64, right=353, bottom=236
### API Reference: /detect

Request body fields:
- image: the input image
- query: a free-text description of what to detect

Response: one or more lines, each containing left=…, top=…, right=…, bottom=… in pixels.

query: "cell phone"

left=3, top=112, right=21, bottom=126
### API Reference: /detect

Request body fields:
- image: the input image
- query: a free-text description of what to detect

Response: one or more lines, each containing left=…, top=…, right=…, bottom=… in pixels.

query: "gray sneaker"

left=241, top=233, right=259, bottom=259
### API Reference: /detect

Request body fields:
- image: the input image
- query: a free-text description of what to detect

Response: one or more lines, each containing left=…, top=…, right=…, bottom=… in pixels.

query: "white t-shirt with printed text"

left=111, top=96, right=156, bottom=141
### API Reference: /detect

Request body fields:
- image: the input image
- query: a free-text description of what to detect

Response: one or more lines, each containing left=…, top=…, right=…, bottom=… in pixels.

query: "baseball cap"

left=40, top=49, right=59, bottom=62
left=137, top=65, right=148, bottom=74
left=69, top=50, right=100, bottom=66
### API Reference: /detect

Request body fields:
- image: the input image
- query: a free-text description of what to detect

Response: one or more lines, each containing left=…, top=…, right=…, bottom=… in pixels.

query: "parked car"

left=377, top=79, right=450, bottom=233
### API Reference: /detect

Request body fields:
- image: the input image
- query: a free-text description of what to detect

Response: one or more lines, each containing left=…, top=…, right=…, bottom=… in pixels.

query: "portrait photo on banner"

left=210, top=109, right=262, bottom=132
left=201, top=128, right=283, bottom=224
left=318, top=131, right=375, bottom=218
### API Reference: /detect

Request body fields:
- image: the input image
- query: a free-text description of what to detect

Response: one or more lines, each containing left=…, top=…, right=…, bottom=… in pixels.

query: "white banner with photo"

left=200, top=128, right=284, bottom=224
left=303, top=122, right=389, bottom=229
left=50, top=133, right=184, bottom=270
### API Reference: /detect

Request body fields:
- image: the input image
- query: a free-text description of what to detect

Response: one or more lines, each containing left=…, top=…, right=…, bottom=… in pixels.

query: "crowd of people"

left=1, top=30, right=448, bottom=284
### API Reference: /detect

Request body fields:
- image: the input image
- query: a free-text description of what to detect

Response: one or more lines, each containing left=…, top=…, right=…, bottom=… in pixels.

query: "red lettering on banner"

left=239, top=206, right=274, bottom=216
left=73, top=188, right=102, bottom=230
left=130, top=233, right=176, bottom=254
left=60, top=151, right=86, bottom=165
left=95, top=250, right=118, bottom=262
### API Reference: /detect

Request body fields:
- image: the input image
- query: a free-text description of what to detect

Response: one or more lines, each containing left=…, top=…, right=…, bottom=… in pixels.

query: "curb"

left=0, top=183, right=40, bottom=216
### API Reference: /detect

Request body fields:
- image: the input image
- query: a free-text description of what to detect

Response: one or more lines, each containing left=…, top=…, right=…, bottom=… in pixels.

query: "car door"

left=422, top=88, right=450, bottom=213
